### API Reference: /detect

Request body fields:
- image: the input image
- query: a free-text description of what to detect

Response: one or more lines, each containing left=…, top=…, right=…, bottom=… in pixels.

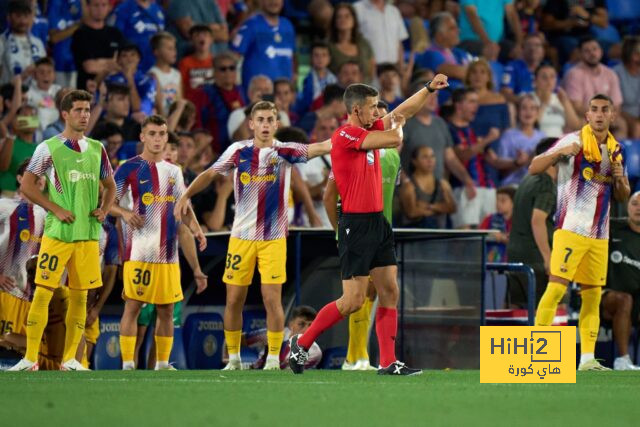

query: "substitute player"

left=324, top=100, right=399, bottom=371
left=0, top=159, right=47, bottom=339
left=531, top=94, right=630, bottom=371
left=9, top=90, right=117, bottom=372
left=111, top=115, right=207, bottom=371
left=175, top=101, right=331, bottom=370
left=290, top=75, right=449, bottom=375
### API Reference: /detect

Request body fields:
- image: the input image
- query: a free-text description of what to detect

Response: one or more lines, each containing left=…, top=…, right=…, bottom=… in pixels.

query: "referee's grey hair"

left=429, top=12, right=455, bottom=41
left=343, top=84, right=379, bottom=114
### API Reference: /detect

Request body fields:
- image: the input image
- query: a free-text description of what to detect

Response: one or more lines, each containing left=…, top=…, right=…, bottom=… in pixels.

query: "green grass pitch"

left=2, top=370, right=640, bottom=427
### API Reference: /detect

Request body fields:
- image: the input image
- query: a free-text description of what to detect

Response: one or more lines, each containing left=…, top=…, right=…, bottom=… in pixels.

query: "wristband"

left=424, top=80, right=436, bottom=93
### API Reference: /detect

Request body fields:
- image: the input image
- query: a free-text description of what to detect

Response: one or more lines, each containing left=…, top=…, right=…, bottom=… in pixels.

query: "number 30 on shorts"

left=226, top=253, right=241, bottom=270
left=133, top=268, right=151, bottom=286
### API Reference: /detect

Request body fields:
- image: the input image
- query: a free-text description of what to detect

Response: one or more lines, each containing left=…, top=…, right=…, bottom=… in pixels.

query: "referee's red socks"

left=298, top=301, right=344, bottom=349
left=376, top=307, right=398, bottom=368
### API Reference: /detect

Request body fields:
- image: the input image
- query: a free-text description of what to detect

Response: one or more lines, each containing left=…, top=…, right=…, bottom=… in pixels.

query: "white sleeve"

left=26, top=142, right=53, bottom=177
left=545, top=133, right=581, bottom=156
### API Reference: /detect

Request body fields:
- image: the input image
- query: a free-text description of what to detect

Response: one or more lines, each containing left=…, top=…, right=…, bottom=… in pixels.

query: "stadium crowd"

left=1, top=0, right=640, bottom=370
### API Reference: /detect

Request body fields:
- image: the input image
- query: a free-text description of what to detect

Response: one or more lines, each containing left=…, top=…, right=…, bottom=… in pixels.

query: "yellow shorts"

left=36, top=235, right=102, bottom=290
left=0, top=291, right=30, bottom=336
left=550, top=229, right=609, bottom=286
left=223, top=237, right=287, bottom=286
left=85, top=318, right=100, bottom=344
left=123, top=261, right=182, bottom=305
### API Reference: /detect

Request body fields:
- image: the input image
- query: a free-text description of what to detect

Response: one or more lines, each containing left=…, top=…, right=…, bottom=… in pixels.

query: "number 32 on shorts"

left=226, top=253, right=241, bottom=270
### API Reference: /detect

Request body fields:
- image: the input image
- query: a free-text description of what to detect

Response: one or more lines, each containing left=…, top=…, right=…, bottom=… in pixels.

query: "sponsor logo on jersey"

left=19, top=229, right=31, bottom=242
left=367, top=150, right=375, bottom=165
left=239, top=172, right=276, bottom=185
left=141, top=192, right=176, bottom=205
left=68, top=169, right=97, bottom=183
left=339, top=130, right=358, bottom=142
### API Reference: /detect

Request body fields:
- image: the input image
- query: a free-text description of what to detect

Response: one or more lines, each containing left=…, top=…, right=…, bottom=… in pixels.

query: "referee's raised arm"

left=381, top=73, right=449, bottom=129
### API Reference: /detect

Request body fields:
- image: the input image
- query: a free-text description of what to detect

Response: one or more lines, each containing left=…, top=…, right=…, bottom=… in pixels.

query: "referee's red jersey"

left=330, top=118, right=385, bottom=213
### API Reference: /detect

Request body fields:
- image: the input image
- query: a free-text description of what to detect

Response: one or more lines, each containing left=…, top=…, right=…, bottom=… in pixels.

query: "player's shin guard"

left=62, top=289, right=88, bottom=362
left=267, top=330, right=284, bottom=356
left=25, top=286, right=54, bottom=363
left=346, top=298, right=373, bottom=363
left=579, top=287, right=602, bottom=354
left=375, top=307, right=397, bottom=368
left=535, top=282, right=567, bottom=326
left=298, top=301, right=344, bottom=349
left=119, top=335, right=136, bottom=366
left=224, top=329, right=242, bottom=358
left=155, top=335, right=173, bottom=364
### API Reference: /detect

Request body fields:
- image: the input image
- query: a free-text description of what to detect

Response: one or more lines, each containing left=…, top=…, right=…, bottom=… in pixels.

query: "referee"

left=290, top=74, right=449, bottom=375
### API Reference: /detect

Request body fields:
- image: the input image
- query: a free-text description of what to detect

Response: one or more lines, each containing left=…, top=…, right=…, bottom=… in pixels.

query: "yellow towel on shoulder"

left=580, top=124, right=622, bottom=163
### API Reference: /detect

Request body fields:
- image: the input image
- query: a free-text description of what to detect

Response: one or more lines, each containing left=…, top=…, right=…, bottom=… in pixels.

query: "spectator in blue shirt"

left=112, top=0, right=165, bottom=73
left=415, top=12, right=472, bottom=105
left=231, top=0, right=295, bottom=94
left=458, top=0, right=522, bottom=58
left=30, top=0, right=48, bottom=45
left=166, top=0, right=228, bottom=57
left=501, top=33, right=545, bottom=103
left=295, top=41, right=337, bottom=117
left=47, top=0, right=82, bottom=87
left=105, top=43, right=157, bottom=117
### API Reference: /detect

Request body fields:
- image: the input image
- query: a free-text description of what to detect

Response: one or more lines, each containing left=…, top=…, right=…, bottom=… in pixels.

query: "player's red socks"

left=298, top=301, right=343, bottom=349
left=376, top=307, right=398, bottom=368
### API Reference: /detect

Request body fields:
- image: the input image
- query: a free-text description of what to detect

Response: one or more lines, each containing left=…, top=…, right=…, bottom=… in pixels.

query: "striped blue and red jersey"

left=0, top=197, right=47, bottom=301
left=448, top=123, right=493, bottom=188
left=114, top=156, right=186, bottom=264
left=547, top=132, right=626, bottom=240
left=211, top=139, right=308, bottom=241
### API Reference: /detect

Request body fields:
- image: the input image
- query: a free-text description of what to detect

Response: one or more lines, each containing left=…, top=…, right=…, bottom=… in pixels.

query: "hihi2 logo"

left=480, top=326, right=576, bottom=383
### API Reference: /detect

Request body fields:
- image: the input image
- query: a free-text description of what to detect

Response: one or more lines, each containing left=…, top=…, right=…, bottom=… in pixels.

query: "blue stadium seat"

left=606, top=0, right=640, bottom=23
left=183, top=313, right=225, bottom=369
left=622, top=140, right=640, bottom=179
left=242, top=309, right=267, bottom=335
left=320, top=347, right=347, bottom=369
left=92, top=315, right=122, bottom=370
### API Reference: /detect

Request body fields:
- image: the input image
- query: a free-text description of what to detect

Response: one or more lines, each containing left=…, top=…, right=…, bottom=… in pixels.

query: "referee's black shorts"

left=337, top=212, right=397, bottom=279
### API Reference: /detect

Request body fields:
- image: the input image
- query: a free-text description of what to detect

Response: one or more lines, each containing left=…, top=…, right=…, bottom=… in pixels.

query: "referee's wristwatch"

left=424, top=80, right=437, bottom=93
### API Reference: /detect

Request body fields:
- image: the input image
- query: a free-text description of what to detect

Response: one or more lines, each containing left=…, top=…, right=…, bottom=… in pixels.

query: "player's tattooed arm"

left=529, top=142, right=580, bottom=175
